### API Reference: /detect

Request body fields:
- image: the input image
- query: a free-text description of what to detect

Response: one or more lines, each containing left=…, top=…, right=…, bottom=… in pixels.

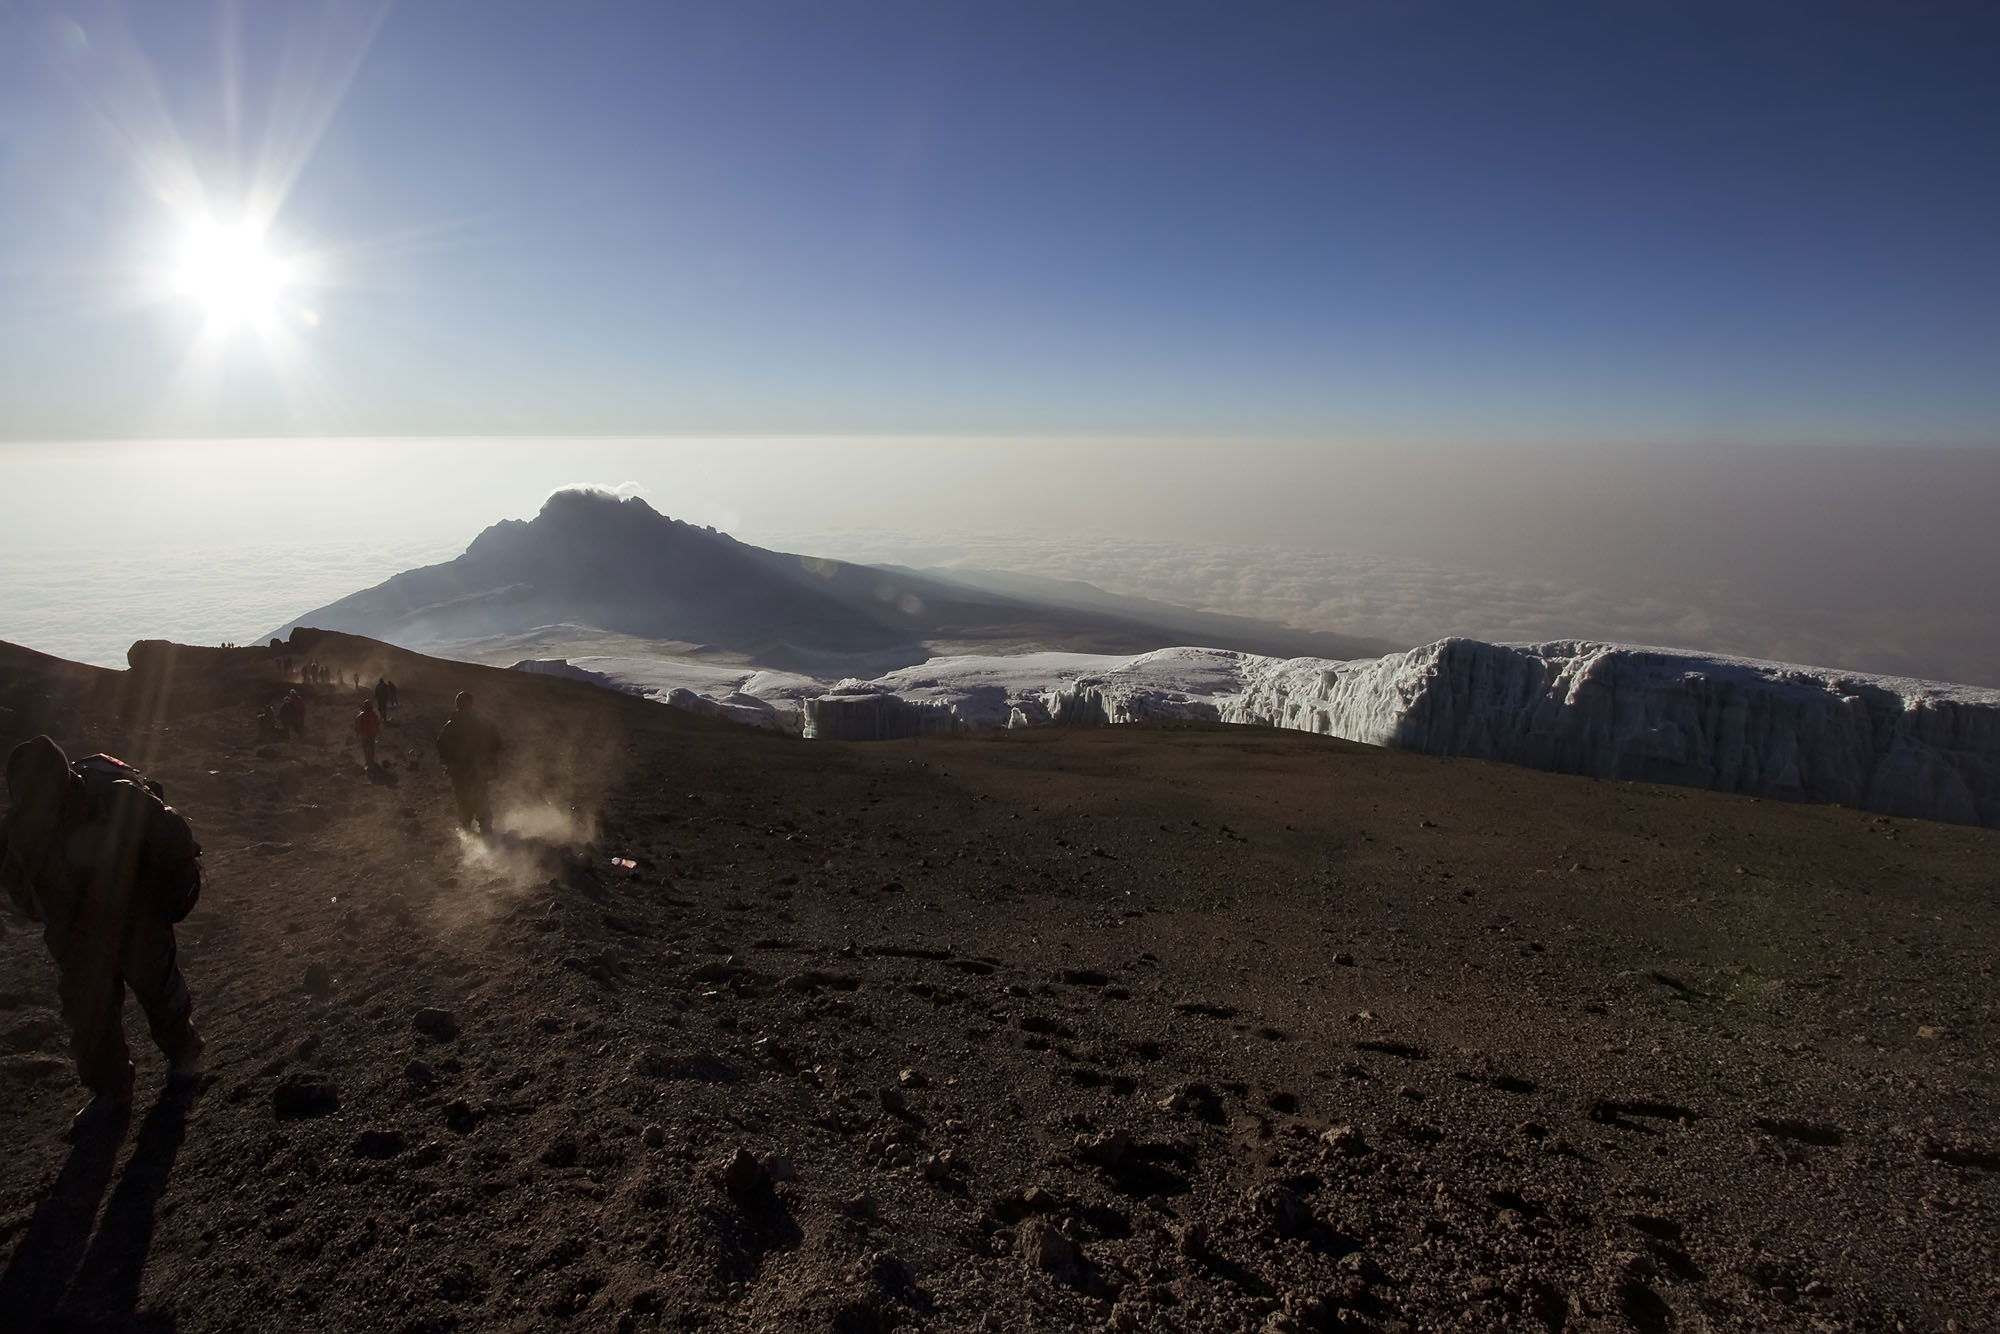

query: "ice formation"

left=514, top=638, right=2000, bottom=826
left=822, top=639, right=2000, bottom=826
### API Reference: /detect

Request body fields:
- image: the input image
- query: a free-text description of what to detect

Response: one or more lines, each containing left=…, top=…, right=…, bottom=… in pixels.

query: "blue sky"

left=1, top=0, right=1995, bottom=442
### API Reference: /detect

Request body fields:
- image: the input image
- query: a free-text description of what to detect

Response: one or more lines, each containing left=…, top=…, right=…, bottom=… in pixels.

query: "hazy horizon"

left=3, top=436, right=1995, bottom=688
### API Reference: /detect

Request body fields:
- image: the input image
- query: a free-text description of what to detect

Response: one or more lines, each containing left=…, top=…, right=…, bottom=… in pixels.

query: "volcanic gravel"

left=0, top=633, right=1994, bottom=1332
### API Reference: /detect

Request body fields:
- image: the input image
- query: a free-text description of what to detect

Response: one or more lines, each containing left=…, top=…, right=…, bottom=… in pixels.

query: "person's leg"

left=451, top=776, right=476, bottom=828
left=52, top=922, right=135, bottom=1102
left=362, top=737, right=376, bottom=767
left=473, top=777, right=493, bottom=833
left=122, top=914, right=200, bottom=1074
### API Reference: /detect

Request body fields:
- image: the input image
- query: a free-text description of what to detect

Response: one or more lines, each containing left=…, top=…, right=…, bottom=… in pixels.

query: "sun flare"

left=170, top=216, right=300, bottom=332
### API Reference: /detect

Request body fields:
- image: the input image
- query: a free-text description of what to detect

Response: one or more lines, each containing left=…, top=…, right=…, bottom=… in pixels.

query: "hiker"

left=278, top=689, right=306, bottom=740
left=435, top=691, right=502, bottom=834
left=354, top=699, right=383, bottom=768
left=373, top=677, right=391, bottom=718
left=383, top=679, right=401, bottom=714
left=0, top=737, right=205, bottom=1137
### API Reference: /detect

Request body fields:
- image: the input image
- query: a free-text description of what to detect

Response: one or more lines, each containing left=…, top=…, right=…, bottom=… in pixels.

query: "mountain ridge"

left=275, top=490, right=1389, bottom=672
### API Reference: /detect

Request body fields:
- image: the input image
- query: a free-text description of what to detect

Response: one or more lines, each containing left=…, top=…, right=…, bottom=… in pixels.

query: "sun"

left=170, top=215, right=300, bottom=333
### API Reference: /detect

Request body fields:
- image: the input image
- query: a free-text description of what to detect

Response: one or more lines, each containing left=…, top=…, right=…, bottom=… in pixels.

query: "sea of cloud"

left=754, top=528, right=1998, bottom=687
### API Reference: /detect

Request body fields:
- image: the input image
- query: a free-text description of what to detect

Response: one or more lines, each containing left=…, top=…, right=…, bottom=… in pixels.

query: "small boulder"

left=351, top=1129, right=407, bottom=1159
left=722, top=1147, right=768, bottom=1200
left=272, top=1073, right=339, bottom=1120
left=642, top=1123, right=667, bottom=1148
left=412, top=1007, right=459, bottom=1042
left=443, top=1098, right=477, bottom=1134
left=1320, top=1125, right=1369, bottom=1157
left=302, top=962, right=333, bottom=997
left=1076, top=1128, right=1133, bottom=1168
left=1021, top=1219, right=1082, bottom=1283
left=1249, top=1182, right=1313, bottom=1238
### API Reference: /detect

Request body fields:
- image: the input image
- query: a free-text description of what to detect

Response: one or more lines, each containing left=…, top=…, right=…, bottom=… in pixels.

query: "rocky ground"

left=0, top=632, right=1994, bottom=1333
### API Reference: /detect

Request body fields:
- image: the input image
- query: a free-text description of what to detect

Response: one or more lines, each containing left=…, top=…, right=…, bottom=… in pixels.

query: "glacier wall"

left=536, top=631, right=2000, bottom=827
left=802, top=691, right=961, bottom=741
left=1210, top=639, right=2000, bottom=826
left=1018, top=639, right=2000, bottom=827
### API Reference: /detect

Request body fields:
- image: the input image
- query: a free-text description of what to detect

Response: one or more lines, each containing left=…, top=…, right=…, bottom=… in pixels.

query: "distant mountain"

left=275, top=489, right=1384, bottom=672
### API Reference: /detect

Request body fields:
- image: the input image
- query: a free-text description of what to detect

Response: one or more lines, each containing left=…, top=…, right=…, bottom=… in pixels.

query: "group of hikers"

left=261, top=675, right=404, bottom=762
left=0, top=668, right=505, bottom=1139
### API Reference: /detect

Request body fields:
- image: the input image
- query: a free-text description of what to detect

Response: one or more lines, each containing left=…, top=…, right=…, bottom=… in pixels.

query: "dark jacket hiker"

left=435, top=692, right=502, bottom=833
left=0, top=736, right=205, bottom=1136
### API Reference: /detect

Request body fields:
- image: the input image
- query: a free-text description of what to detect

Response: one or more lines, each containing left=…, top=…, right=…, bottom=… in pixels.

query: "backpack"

left=72, top=754, right=203, bottom=922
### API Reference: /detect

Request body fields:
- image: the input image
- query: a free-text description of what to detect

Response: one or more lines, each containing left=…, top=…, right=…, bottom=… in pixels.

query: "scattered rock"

left=443, top=1098, right=477, bottom=1134
left=1248, top=1182, right=1313, bottom=1238
left=272, top=1073, right=340, bottom=1120
left=351, top=1129, right=407, bottom=1159
left=642, top=1123, right=666, bottom=1148
left=540, top=1136, right=580, bottom=1168
left=1021, top=1218, right=1082, bottom=1283
left=878, top=1086, right=909, bottom=1115
left=404, top=1059, right=437, bottom=1089
left=301, top=962, right=332, bottom=996
left=897, top=1067, right=930, bottom=1089
left=412, top=1007, right=460, bottom=1042
left=1320, top=1124, right=1370, bottom=1157
left=1076, top=1128, right=1132, bottom=1167
left=1158, top=1081, right=1224, bottom=1122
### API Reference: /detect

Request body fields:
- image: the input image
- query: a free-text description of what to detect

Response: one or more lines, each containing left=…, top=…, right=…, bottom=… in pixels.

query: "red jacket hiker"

left=354, top=703, right=383, bottom=767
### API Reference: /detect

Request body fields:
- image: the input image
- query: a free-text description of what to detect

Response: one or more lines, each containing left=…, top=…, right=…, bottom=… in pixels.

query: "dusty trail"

left=0, top=633, right=1994, bottom=1332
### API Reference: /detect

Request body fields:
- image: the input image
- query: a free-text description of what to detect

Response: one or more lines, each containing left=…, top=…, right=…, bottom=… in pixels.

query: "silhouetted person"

left=278, top=689, right=306, bottom=740
left=373, top=677, right=391, bottom=718
left=0, top=737, right=204, bottom=1139
left=435, top=691, right=502, bottom=834
left=383, top=679, right=401, bottom=714
left=354, top=699, right=383, bottom=769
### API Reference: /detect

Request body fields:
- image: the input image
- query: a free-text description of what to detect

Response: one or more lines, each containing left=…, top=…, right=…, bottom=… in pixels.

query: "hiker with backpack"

left=355, top=698, right=383, bottom=768
left=435, top=691, right=503, bottom=834
left=278, top=689, right=306, bottom=740
left=0, top=736, right=205, bottom=1138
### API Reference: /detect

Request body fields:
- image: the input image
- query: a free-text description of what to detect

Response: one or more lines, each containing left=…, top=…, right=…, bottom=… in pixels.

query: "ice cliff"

left=812, top=640, right=2000, bottom=826
left=516, top=635, right=2000, bottom=826
left=1041, top=639, right=2000, bottom=826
